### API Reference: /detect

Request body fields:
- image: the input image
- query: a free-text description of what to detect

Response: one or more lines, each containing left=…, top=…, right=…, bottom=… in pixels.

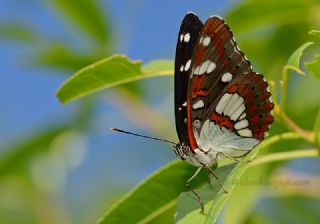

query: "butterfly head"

left=173, top=143, right=193, bottom=160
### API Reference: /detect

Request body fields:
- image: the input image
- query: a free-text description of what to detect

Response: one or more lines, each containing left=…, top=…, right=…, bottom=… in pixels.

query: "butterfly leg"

left=206, top=166, right=228, bottom=193
left=186, top=166, right=205, bottom=214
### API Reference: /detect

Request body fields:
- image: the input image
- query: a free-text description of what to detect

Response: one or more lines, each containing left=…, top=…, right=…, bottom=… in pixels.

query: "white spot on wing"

left=202, top=36, right=211, bottom=46
left=180, top=34, right=184, bottom=42
left=200, top=60, right=210, bottom=74
left=206, top=61, right=216, bottom=74
left=184, top=59, right=191, bottom=71
left=199, top=36, right=203, bottom=44
left=235, top=119, right=249, bottom=130
left=216, top=93, right=232, bottom=114
left=184, top=33, right=190, bottom=42
left=192, top=100, right=204, bottom=110
left=224, top=94, right=240, bottom=116
left=238, top=128, right=253, bottom=137
left=182, top=101, right=187, bottom=106
left=231, top=105, right=245, bottom=121
left=229, top=96, right=244, bottom=118
left=239, top=113, right=246, bottom=120
left=180, top=65, right=184, bottom=72
left=194, top=66, right=201, bottom=75
left=221, top=72, right=233, bottom=82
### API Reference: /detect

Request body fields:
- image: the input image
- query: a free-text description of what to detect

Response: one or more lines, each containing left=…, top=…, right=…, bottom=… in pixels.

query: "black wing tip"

left=184, top=13, right=224, bottom=23
left=183, top=12, right=200, bottom=21
left=186, top=11, right=197, bottom=16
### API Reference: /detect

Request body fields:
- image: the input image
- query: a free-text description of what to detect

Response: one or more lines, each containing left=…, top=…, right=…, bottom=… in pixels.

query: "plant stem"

left=274, top=105, right=316, bottom=145
left=279, top=66, right=289, bottom=112
left=268, top=80, right=278, bottom=107
left=250, top=149, right=319, bottom=167
left=257, top=132, right=300, bottom=150
left=273, top=63, right=318, bottom=146
left=280, top=65, right=304, bottom=112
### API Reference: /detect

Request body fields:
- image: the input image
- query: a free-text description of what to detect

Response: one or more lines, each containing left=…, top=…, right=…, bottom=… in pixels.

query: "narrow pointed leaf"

left=56, top=55, right=173, bottom=104
left=175, top=164, right=235, bottom=224
left=176, top=149, right=259, bottom=224
left=97, top=133, right=305, bottom=224
left=97, top=160, right=208, bottom=224
left=305, top=54, right=320, bottom=79
left=287, top=42, right=313, bottom=73
left=176, top=133, right=296, bottom=224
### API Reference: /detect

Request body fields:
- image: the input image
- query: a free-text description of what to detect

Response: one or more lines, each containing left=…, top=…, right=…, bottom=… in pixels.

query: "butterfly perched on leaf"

left=173, top=12, right=274, bottom=212
left=112, top=12, right=274, bottom=214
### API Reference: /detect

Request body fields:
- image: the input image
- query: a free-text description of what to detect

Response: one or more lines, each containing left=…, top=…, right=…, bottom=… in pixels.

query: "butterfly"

left=172, top=12, right=274, bottom=212
left=112, top=12, right=274, bottom=214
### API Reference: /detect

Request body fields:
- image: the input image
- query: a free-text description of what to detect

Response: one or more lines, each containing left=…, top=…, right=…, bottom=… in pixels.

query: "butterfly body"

left=174, top=13, right=273, bottom=168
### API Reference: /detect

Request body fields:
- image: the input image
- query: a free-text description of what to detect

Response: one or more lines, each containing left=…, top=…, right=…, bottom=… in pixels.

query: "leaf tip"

left=309, top=30, right=320, bottom=38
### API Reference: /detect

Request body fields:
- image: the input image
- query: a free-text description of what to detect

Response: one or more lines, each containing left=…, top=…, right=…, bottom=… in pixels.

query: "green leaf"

left=176, top=133, right=299, bottom=224
left=203, top=155, right=259, bottom=223
left=175, top=164, right=235, bottom=224
left=175, top=153, right=258, bottom=223
left=309, top=30, right=320, bottom=39
left=56, top=55, right=173, bottom=104
left=305, top=54, right=320, bottom=79
left=142, top=60, right=174, bottom=73
left=286, top=42, right=313, bottom=74
left=97, top=133, right=310, bottom=224
left=96, top=160, right=208, bottom=224
left=0, top=126, right=66, bottom=176
left=49, top=0, right=109, bottom=43
left=222, top=165, right=269, bottom=224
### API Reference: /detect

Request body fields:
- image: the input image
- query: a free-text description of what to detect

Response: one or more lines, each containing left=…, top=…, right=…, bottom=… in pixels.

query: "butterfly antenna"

left=110, top=128, right=176, bottom=145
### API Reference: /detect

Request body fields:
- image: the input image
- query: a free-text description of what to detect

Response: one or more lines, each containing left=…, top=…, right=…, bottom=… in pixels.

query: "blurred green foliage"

left=1, top=0, right=320, bottom=224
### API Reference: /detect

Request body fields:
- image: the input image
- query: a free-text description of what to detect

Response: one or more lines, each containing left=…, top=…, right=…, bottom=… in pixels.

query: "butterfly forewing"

left=175, top=13, right=203, bottom=146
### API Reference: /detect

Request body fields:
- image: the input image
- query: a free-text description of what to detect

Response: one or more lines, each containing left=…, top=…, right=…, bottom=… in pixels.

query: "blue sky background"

left=0, top=0, right=232, bottom=142
left=0, top=1, right=236, bottom=222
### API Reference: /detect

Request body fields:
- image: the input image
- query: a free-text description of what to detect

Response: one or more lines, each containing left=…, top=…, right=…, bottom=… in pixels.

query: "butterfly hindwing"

left=210, top=73, right=274, bottom=139
left=175, top=13, right=203, bottom=146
